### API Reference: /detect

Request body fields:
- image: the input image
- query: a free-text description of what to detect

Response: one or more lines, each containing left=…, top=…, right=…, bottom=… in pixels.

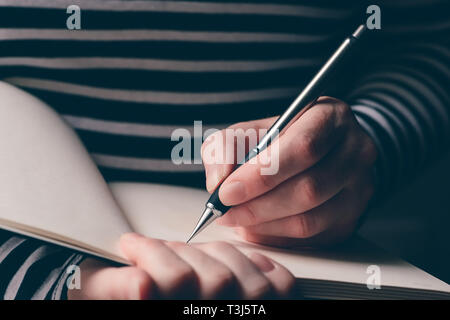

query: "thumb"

left=202, top=130, right=235, bottom=193
left=202, top=117, right=276, bottom=193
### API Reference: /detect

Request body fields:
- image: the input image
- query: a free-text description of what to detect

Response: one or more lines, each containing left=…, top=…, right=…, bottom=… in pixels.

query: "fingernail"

left=250, top=252, right=275, bottom=273
left=219, top=181, right=246, bottom=205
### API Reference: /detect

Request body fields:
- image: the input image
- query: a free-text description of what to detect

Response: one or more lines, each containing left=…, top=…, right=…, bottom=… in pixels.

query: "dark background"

left=360, top=151, right=450, bottom=284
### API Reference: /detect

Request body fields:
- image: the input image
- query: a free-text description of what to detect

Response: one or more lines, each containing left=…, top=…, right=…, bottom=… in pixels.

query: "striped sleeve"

left=0, top=230, right=84, bottom=300
left=347, top=1, right=450, bottom=201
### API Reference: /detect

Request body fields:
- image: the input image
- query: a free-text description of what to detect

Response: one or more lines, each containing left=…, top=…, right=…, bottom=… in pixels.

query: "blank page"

left=0, top=83, right=132, bottom=257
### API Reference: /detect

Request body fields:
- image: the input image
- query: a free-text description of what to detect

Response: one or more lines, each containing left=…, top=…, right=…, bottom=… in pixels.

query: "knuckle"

left=295, top=134, right=319, bottom=162
left=257, top=171, right=275, bottom=189
left=315, top=102, right=334, bottom=121
left=292, top=214, right=317, bottom=238
left=328, top=99, right=352, bottom=125
left=299, top=176, right=320, bottom=207
left=166, top=265, right=197, bottom=294
left=335, top=101, right=352, bottom=119
left=176, top=265, right=197, bottom=283
left=246, top=278, right=272, bottom=299
left=214, top=268, right=235, bottom=289
left=207, top=268, right=235, bottom=298
left=241, top=204, right=258, bottom=225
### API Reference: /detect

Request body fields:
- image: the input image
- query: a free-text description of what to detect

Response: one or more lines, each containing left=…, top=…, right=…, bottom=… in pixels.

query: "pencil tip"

left=185, top=234, right=194, bottom=244
left=186, top=206, right=217, bottom=244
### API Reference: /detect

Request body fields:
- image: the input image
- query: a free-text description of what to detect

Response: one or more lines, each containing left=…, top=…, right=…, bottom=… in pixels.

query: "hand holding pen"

left=189, top=25, right=378, bottom=246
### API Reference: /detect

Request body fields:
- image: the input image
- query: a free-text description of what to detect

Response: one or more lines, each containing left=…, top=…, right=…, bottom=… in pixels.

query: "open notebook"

left=0, top=83, right=449, bottom=299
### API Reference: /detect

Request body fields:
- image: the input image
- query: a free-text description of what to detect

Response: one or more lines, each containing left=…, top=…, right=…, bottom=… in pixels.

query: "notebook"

left=1, top=83, right=449, bottom=299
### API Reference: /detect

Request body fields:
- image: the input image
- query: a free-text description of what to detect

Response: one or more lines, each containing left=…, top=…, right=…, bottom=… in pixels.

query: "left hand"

left=201, top=97, right=377, bottom=247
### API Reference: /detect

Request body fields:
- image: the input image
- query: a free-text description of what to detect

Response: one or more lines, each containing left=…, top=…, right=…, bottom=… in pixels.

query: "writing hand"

left=202, top=97, right=377, bottom=247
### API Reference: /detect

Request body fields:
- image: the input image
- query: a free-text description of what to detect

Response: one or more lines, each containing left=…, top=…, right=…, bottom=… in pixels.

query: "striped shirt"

left=0, top=0, right=449, bottom=299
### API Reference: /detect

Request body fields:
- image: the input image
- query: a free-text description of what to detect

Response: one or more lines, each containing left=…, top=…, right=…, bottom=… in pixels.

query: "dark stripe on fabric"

left=99, top=166, right=206, bottom=189
left=0, top=8, right=349, bottom=33
left=0, top=39, right=336, bottom=60
left=20, top=88, right=291, bottom=124
left=0, top=65, right=316, bottom=91
left=76, top=129, right=201, bottom=159
left=0, top=237, right=41, bottom=299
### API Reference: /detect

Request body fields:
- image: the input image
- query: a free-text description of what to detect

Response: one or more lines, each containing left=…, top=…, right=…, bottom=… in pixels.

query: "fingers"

left=164, top=241, right=238, bottom=299
left=239, top=189, right=350, bottom=238
left=120, top=233, right=198, bottom=299
left=217, top=134, right=358, bottom=227
left=202, top=117, right=276, bottom=192
left=247, top=252, right=295, bottom=298
left=235, top=173, right=375, bottom=247
left=194, top=241, right=295, bottom=299
left=120, top=233, right=294, bottom=300
left=67, top=258, right=153, bottom=300
left=169, top=241, right=292, bottom=299
left=195, top=241, right=272, bottom=299
left=201, top=96, right=378, bottom=249
left=219, top=101, right=349, bottom=206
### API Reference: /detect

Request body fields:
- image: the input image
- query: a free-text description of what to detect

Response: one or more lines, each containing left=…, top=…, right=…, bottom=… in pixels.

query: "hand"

left=67, top=233, right=295, bottom=299
left=202, top=97, right=377, bottom=247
